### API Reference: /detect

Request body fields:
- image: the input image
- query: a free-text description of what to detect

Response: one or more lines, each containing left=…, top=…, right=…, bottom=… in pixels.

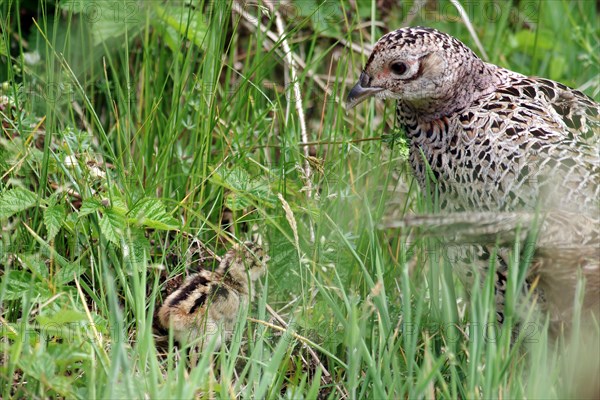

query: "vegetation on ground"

left=1, top=0, right=598, bottom=398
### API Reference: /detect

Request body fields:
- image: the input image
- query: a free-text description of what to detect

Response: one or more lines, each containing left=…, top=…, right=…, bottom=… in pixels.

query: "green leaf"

left=225, top=192, right=253, bottom=211
left=18, top=351, right=57, bottom=382
left=0, top=187, right=37, bottom=219
left=79, top=197, right=102, bottom=217
left=222, top=167, right=252, bottom=191
left=46, top=341, right=93, bottom=370
left=217, top=166, right=277, bottom=211
left=55, top=262, right=84, bottom=286
left=122, top=228, right=151, bottom=267
left=106, top=192, right=128, bottom=215
left=60, top=0, right=145, bottom=46
left=36, top=309, right=88, bottom=326
left=99, top=208, right=125, bottom=245
left=19, top=253, right=49, bottom=278
left=0, top=35, right=7, bottom=57
left=129, top=198, right=178, bottom=230
left=153, top=3, right=209, bottom=50
left=296, top=0, right=343, bottom=34
left=44, top=204, right=66, bottom=240
left=2, top=270, right=35, bottom=300
left=18, top=350, right=77, bottom=397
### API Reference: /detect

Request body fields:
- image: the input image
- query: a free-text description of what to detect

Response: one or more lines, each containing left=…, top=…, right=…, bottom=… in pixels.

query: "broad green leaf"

left=99, top=208, right=125, bottom=245
left=18, top=351, right=57, bottom=379
left=225, top=192, right=253, bottom=211
left=19, top=253, right=49, bottom=278
left=0, top=35, right=7, bottom=57
left=60, top=0, right=145, bottom=46
left=44, top=204, right=66, bottom=240
left=217, top=166, right=277, bottom=210
left=79, top=197, right=102, bottom=217
left=222, top=167, right=252, bottom=191
left=154, top=3, right=208, bottom=50
left=0, top=187, right=37, bottom=219
left=55, top=262, right=84, bottom=285
left=46, top=341, right=93, bottom=370
left=122, top=228, right=151, bottom=267
left=18, top=351, right=77, bottom=397
left=106, top=191, right=128, bottom=215
left=129, top=198, right=178, bottom=230
left=36, top=309, right=88, bottom=326
left=296, top=0, right=343, bottom=34
left=2, top=270, right=35, bottom=300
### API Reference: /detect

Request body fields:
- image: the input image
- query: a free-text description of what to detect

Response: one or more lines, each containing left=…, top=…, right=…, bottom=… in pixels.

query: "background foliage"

left=1, top=0, right=598, bottom=398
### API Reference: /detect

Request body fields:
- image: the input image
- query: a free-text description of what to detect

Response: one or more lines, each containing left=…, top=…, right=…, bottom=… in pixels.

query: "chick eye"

left=390, top=62, right=408, bottom=75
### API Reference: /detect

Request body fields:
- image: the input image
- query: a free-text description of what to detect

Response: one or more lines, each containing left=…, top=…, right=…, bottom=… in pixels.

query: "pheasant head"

left=347, top=26, right=497, bottom=119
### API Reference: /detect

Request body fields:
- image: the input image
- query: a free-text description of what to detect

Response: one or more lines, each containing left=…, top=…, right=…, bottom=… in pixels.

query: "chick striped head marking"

left=216, top=241, right=268, bottom=283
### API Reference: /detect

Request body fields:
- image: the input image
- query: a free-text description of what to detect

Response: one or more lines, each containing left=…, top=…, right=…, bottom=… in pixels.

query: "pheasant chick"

left=157, top=241, right=267, bottom=350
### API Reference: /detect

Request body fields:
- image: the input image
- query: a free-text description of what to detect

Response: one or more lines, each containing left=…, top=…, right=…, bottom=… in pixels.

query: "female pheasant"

left=347, top=26, right=599, bottom=330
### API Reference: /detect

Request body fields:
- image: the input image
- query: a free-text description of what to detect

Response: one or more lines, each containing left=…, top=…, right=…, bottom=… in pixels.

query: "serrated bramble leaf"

left=19, top=253, right=49, bottom=278
left=55, top=262, right=84, bottom=285
left=222, top=167, right=252, bottom=191
left=217, top=167, right=277, bottom=210
left=122, top=228, right=151, bottom=267
left=44, top=204, right=66, bottom=240
left=225, top=192, right=253, bottom=211
left=79, top=198, right=102, bottom=217
left=3, top=270, right=35, bottom=300
left=0, top=187, right=37, bottom=219
left=108, top=195, right=128, bottom=215
left=99, top=208, right=125, bottom=245
left=129, top=197, right=178, bottom=230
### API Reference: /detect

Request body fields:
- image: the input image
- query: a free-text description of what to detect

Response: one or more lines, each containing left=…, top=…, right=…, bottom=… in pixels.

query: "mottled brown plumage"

left=157, top=241, right=267, bottom=350
left=348, top=26, right=599, bottom=328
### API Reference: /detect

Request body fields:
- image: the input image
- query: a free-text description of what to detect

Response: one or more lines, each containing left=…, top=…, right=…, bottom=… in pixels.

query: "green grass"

left=1, top=0, right=598, bottom=398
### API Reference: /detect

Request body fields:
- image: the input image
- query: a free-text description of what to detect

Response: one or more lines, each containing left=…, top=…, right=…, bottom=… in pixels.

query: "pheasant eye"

left=390, top=62, right=408, bottom=75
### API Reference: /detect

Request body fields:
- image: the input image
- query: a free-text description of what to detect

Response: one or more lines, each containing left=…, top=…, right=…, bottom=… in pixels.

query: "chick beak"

left=346, top=72, right=384, bottom=110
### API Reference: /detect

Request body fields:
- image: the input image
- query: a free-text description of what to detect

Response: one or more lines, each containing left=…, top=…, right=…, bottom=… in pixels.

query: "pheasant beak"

left=346, top=72, right=384, bottom=110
